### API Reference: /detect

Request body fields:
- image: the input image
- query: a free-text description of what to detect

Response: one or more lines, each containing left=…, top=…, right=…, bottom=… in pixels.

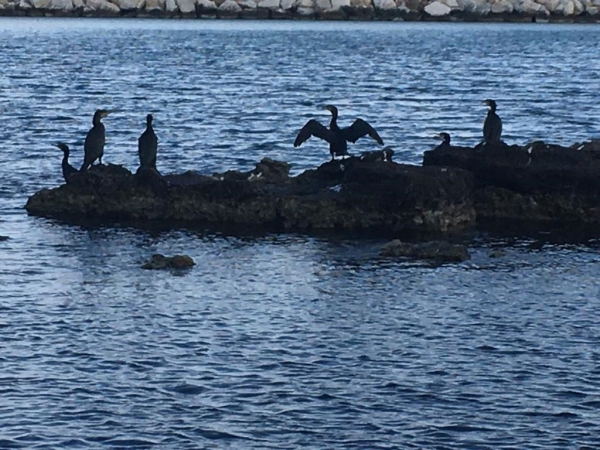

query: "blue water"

left=1, top=18, right=600, bottom=448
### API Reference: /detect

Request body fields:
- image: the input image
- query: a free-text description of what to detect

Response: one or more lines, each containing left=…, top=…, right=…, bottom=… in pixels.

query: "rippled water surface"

left=1, top=18, right=600, bottom=449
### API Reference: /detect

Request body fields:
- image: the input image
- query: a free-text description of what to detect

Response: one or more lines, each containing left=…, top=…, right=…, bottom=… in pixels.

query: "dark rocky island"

left=25, top=156, right=475, bottom=234
left=25, top=139, right=600, bottom=240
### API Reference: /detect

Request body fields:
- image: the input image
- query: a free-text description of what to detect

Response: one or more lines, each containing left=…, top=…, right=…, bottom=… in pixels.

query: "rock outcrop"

left=380, top=239, right=470, bottom=262
left=2, top=0, right=600, bottom=19
left=25, top=157, right=475, bottom=234
left=141, top=254, right=195, bottom=269
left=423, top=140, right=600, bottom=225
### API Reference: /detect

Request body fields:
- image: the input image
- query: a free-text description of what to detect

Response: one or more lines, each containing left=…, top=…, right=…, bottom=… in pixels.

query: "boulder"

left=165, top=0, right=177, bottom=11
left=350, top=0, right=371, bottom=6
left=331, top=0, right=349, bottom=7
left=373, top=0, right=396, bottom=8
left=85, top=0, right=120, bottom=11
left=196, top=0, right=216, bottom=9
left=587, top=5, right=599, bottom=13
left=17, top=0, right=33, bottom=8
left=176, top=0, right=195, bottom=11
left=31, top=0, right=50, bottom=7
left=380, top=239, right=470, bottom=262
left=49, top=0, right=74, bottom=8
left=423, top=141, right=600, bottom=225
left=441, top=0, right=460, bottom=9
left=424, top=0, right=451, bottom=14
left=280, top=0, right=293, bottom=8
left=0, top=236, right=8, bottom=241
left=142, top=254, right=195, bottom=270
left=491, top=0, right=513, bottom=13
left=237, top=0, right=257, bottom=8
left=218, top=0, right=240, bottom=10
left=563, top=0, right=575, bottom=13
left=314, top=0, right=330, bottom=9
left=257, top=0, right=278, bottom=7
left=120, top=0, right=145, bottom=9
left=296, top=5, right=314, bottom=13
left=145, top=0, right=165, bottom=11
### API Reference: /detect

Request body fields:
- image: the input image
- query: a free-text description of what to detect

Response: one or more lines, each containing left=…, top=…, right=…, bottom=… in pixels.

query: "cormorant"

left=483, top=99, right=502, bottom=144
left=294, top=105, right=384, bottom=160
left=138, top=114, right=158, bottom=169
left=80, top=109, right=111, bottom=171
left=57, top=142, right=78, bottom=182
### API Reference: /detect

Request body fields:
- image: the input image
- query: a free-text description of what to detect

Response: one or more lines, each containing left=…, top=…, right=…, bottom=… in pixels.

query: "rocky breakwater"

left=1, top=0, right=599, bottom=21
left=423, top=140, right=600, bottom=225
left=24, top=157, right=475, bottom=234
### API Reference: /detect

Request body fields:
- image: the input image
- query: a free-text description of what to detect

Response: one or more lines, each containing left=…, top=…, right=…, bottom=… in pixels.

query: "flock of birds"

left=56, top=100, right=503, bottom=183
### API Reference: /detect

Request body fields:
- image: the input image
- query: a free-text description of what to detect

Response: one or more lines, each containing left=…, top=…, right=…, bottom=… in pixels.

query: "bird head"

left=93, top=109, right=112, bottom=120
left=483, top=99, right=497, bottom=110
left=146, top=114, right=153, bottom=125
left=324, top=105, right=338, bottom=115
left=436, top=132, right=451, bottom=144
left=56, top=142, right=70, bottom=153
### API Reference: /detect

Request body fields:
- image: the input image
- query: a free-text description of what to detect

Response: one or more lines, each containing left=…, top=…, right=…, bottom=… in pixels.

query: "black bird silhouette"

left=80, top=109, right=111, bottom=171
left=138, top=114, right=158, bottom=169
left=483, top=99, right=502, bottom=144
left=56, top=143, right=78, bottom=182
left=294, top=105, right=384, bottom=160
left=435, top=132, right=452, bottom=149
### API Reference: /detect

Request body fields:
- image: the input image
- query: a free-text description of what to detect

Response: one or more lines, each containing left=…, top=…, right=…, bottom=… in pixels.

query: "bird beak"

left=101, top=110, right=112, bottom=118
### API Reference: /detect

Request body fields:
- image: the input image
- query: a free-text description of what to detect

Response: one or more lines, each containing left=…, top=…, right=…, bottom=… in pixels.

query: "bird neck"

left=444, top=137, right=451, bottom=144
left=93, top=115, right=102, bottom=127
left=62, top=152, right=70, bottom=162
left=488, top=106, right=496, bottom=114
left=329, top=111, right=338, bottom=129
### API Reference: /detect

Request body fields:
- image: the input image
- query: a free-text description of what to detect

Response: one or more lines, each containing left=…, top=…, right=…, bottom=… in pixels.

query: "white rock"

left=166, top=0, right=177, bottom=10
left=237, top=0, right=256, bottom=7
left=86, top=0, right=120, bottom=11
left=351, top=0, right=371, bottom=6
left=587, top=5, right=599, bottom=12
left=441, top=0, right=460, bottom=8
left=456, top=0, right=477, bottom=10
left=314, top=0, right=330, bottom=8
left=563, top=0, right=574, bottom=13
left=145, top=0, right=164, bottom=10
left=374, top=0, right=395, bottom=8
left=296, top=5, right=313, bottom=12
left=331, top=0, right=349, bottom=7
left=219, top=0, right=240, bottom=10
left=593, top=0, right=600, bottom=6
left=176, top=0, right=195, bottom=10
left=280, top=0, right=293, bottom=8
left=73, top=0, right=84, bottom=7
left=294, top=0, right=312, bottom=7
left=491, top=0, right=512, bottom=12
left=424, top=0, right=451, bottom=14
left=197, top=0, right=216, bottom=7
left=258, top=0, right=278, bottom=7
left=120, top=0, right=144, bottom=8
left=573, top=0, right=583, bottom=10
left=31, top=0, right=50, bottom=7
left=49, top=0, right=73, bottom=7
left=18, top=0, right=32, bottom=7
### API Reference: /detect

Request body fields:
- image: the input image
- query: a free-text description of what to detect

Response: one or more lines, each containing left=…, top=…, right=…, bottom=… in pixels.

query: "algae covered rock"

left=25, top=157, right=475, bottom=234
left=380, top=239, right=470, bottom=262
left=142, top=254, right=195, bottom=270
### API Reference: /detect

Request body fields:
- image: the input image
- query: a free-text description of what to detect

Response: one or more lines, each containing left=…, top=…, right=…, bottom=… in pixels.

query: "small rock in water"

left=380, top=239, right=470, bottom=262
left=489, top=249, right=506, bottom=258
left=0, top=236, right=8, bottom=241
left=142, top=254, right=195, bottom=270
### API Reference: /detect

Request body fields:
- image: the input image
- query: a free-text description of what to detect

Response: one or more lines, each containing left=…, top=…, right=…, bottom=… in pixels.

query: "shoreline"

left=1, top=0, right=600, bottom=23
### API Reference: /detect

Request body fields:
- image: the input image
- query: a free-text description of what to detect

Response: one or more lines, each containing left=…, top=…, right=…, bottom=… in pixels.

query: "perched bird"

left=56, top=143, right=78, bottom=182
left=483, top=99, right=502, bottom=144
left=138, top=114, right=158, bottom=169
left=80, top=109, right=111, bottom=171
left=294, top=105, right=384, bottom=160
left=435, top=132, right=452, bottom=149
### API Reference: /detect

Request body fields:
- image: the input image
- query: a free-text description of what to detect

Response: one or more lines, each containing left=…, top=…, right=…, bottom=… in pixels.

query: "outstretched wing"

left=294, top=120, right=334, bottom=147
left=342, top=118, right=384, bottom=145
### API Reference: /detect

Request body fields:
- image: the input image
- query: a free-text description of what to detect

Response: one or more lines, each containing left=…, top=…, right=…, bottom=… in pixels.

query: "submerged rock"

left=380, top=239, right=470, bottom=262
left=142, top=254, right=195, bottom=270
left=0, top=235, right=9, bottom=241
left=25, top=157, right=475, bottom=234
